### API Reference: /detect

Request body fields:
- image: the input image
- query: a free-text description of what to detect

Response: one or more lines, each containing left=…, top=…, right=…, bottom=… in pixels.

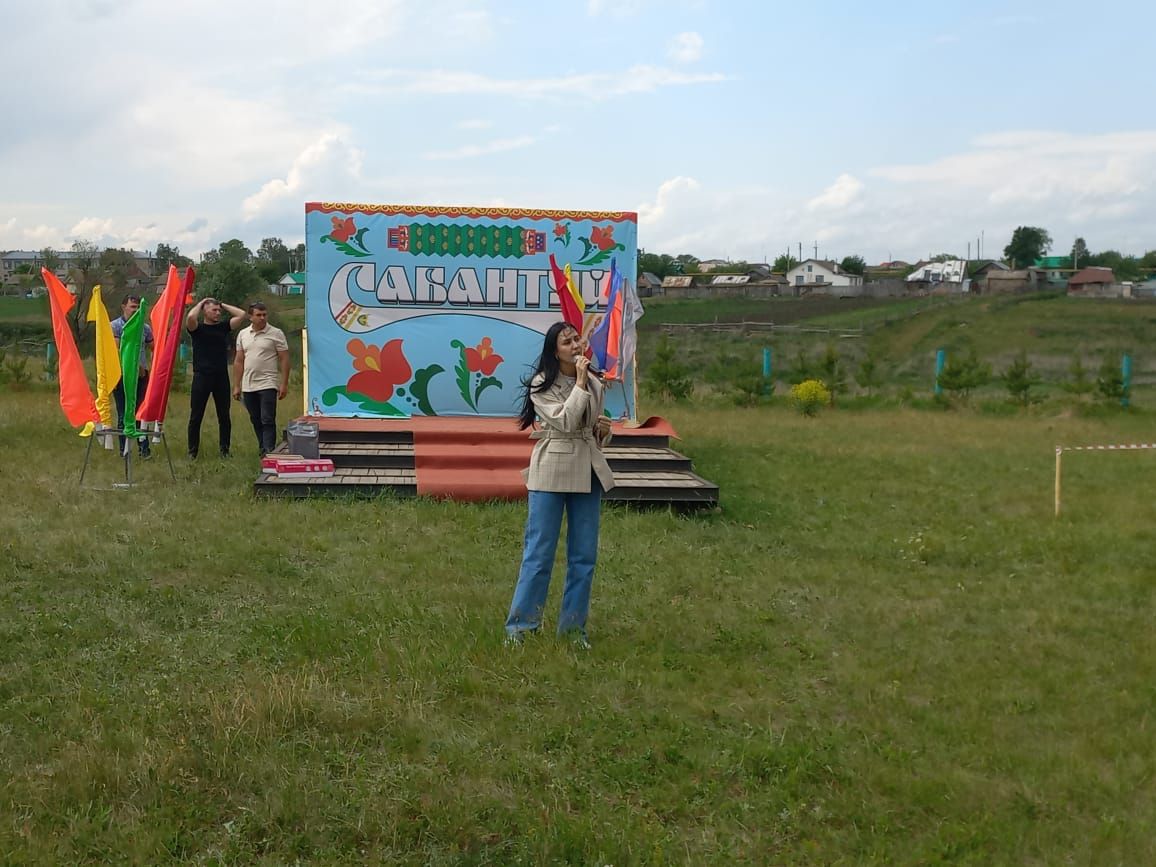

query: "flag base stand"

left=79, top=427, right=177, bottom=488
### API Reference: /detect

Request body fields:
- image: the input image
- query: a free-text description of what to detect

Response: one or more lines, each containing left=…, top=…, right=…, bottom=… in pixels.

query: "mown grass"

left=3, top=376, right=1156, bottom=863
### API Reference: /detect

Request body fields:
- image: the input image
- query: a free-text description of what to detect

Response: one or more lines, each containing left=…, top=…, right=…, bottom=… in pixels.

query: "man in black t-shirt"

left=186, top=297, right=247, bottom=458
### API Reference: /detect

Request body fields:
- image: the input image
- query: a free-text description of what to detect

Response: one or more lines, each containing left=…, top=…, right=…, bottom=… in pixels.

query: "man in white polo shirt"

left=232, top=301, right=290, bottom=457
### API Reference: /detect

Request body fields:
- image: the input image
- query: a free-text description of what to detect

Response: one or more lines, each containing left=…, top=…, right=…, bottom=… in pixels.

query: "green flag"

left=119, top=299, right=147, bottom=439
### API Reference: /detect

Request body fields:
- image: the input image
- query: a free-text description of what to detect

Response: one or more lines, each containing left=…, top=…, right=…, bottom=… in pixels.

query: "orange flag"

left=149, top=265, right=181, bottom=361
left=43, top=268, right=99, bottom=431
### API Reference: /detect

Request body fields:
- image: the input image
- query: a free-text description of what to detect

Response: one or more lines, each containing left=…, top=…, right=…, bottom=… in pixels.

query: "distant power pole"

left=813, top=240, right=819, bottom=259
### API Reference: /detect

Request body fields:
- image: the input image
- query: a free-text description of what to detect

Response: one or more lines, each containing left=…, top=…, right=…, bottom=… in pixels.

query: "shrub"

left=789, top=378, right=830, bottom=416
left=4, top=353, right=31, bottom=388
left=855, top=352, right=882, bottom=396
left=1001, top=350, right=1041, bottom=406
left=645, top=335, right=693, bottom=400
left=1060, top=355, right=1094, bottom=398
left=937, top=347, right=990, bottom=401
left=1096, top=353, right=1126, bottom=403
left=818, top=343, right=847, bottom=402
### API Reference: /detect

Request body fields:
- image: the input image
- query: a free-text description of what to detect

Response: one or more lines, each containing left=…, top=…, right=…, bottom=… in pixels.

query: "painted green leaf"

left=474, top=376, right=502, bottom=406
left=449, top=340, right=476, bottom=411
left=321, top=385, right=406, bottom=416
left=410, top=364, right=444, bottom=416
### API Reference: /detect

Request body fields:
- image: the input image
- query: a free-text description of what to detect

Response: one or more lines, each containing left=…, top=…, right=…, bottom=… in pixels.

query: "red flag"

left=43, top=268, right=99, bottom=429
left=138, top=266, right=195, bottom=423
left=150, top=265, right=181, bottom=360
left=548, top=254, right=583, bottom=329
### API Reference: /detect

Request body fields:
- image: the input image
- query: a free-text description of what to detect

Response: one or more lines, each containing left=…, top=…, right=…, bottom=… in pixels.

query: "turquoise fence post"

left=179, top=343, right=189, bottom=363
left=1121, top=353, right=1132, bottom=407
left=46, top=343, right=55, bottom=365
left=934, top=349, right=946, bottom=395
left=763, top=347, right=772, bottom=395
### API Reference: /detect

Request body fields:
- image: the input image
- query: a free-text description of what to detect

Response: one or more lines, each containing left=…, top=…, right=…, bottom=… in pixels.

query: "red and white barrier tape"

left=1057, top=443, right=1156, bottom=453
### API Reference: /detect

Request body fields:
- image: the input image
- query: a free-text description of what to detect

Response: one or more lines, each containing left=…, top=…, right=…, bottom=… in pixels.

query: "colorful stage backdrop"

left=305, top=203, right=639, bottom=418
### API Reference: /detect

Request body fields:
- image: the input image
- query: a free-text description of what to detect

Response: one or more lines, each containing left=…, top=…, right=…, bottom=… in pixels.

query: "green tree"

left=40, top=247, right=61, bottom=275
left=818, top=343, right=847, bottom=401
left=200, top=239, right=254, bottom=267
left=645, top=335, right=692, bottom=400
left=838, top=255, right=866, bottom=276
left=1003, top=226, right=1052, bottom=269
left=930, top=252, right=960, bottom=263
left=938, top=347, right=990, bottom=401
left=1139, top=250, right=1156, bottom=272
left=67, top=240, right=101, bottom=342
left=637, top=250, right=677, bottom=280
left=291, top=242, right=306, bottom=272
left=198, top=258, right=267, bottom=308
left=99, top=247, right=137, bottom=292
left=772, top=254, right=798, bottom=273
left=788, top=347, right=812, bottom=385
left=1070, top=237, right=1089, bottom=268
left=855, top=352, right=882, bottom=396
left=1096, top=353, right=1126, bottom=402
left=1001, top=350, right=1041, bottom=406
left=1060, top=354, right=1094, bottom=398
left=155, top=242, right=192, bottom=270
left=1083, top=250, right=1141, bottom=282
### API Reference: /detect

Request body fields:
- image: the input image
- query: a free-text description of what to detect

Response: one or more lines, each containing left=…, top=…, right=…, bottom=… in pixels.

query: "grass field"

left=2, top=376, right=1155, bottom=863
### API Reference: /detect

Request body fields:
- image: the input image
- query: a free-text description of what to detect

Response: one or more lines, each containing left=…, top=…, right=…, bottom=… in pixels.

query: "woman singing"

left=505, top=322, right=615, bottom=649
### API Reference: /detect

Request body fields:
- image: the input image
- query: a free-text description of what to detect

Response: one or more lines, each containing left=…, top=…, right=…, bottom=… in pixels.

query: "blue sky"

left=2, top=0, right=1154, bottom=264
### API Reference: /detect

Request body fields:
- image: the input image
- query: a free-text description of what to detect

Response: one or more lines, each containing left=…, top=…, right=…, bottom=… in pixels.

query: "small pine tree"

left=855, top=352, right=882, bottom=396
left=1096, top=353, right=1126, bottom=402
left=938, top=347, right=990, bottom=401
left=818, top=343, right=846, bottom=402
left=789, top=347, right=812, bottom=385
left=1001, top=350, right=1041, bottom=406
left=1060, top=355, right=1094, bottom=398
left=646, top=335, right=693, bottom=400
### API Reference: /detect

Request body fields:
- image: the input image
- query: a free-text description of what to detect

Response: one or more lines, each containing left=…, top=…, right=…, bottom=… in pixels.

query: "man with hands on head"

left=232, top=301, right=290, bottom=458
left=186, top=297, right=247, bottom=459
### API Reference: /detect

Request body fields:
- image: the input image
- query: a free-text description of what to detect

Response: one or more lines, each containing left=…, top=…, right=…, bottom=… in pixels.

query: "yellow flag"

left=86, top=285, right=121, bottom=428
left=563, top=263, right=589, bottom=334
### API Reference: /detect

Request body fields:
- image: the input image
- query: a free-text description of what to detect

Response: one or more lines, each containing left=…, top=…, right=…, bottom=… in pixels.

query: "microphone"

left=571, top=355, right=606, bottom=379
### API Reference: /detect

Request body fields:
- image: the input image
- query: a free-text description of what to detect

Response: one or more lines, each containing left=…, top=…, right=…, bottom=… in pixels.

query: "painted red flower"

left=346, top=338, right=412, bottom=402
left=330, top=216, right=356, bottom=243
left=553, top=222, right=568, bottom=238
left=590, top=224, right=615, bottom=251
left=464, top=337, right=503, bottom=376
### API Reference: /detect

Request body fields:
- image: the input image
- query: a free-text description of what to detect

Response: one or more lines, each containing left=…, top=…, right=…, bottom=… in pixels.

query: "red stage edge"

left=253, top=416, right=718, bottom=508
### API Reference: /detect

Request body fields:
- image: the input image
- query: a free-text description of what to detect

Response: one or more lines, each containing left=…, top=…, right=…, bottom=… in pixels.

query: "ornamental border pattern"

left=306, top=202, right=636, bottom=222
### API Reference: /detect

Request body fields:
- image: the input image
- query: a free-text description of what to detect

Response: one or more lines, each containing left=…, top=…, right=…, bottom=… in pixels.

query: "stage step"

left=254, top=419, right=717, bottom=508
left=314, top=440, right=694, bottom=474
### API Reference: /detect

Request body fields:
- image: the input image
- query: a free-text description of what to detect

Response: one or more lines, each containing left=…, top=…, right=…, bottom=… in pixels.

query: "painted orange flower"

left=590, top=224, right=616, bottom=251
left=330, top=216, right=356, bottom=243
left=464, top=337, right=503, bottom=376
left=553, top=222, right=568, bottom=238
left=346, top=338, right=412, bottom=402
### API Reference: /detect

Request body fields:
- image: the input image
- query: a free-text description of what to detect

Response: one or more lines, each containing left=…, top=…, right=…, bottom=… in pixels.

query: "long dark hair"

left=517, top=321, right=576, bottom=430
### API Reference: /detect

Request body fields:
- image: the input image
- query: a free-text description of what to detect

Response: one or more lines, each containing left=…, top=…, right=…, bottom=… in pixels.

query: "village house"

left=1067, top=267, right=1118, bottom=298
left=784, top=258, right=864, bottom=295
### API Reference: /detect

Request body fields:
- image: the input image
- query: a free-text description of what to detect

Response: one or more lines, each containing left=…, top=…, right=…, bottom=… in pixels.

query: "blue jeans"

left=506, top=479, right=603, bottom=637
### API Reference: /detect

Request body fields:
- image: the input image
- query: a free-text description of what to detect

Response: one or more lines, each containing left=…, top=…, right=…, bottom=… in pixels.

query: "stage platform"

left=253, top=416, right=719, bottom=508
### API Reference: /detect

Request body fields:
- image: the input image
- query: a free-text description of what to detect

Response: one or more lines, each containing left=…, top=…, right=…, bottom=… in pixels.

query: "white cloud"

left=69, top=217, right=116, bottom=238
left=350, top=65, right=729, bottom=101
left=807, top=174, right=865, bottom=211
left=668, top=32, right=704, bottom=63
left=422, top=136, right=538, bottom=161
left=242, top=132, right=365, bottom=221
